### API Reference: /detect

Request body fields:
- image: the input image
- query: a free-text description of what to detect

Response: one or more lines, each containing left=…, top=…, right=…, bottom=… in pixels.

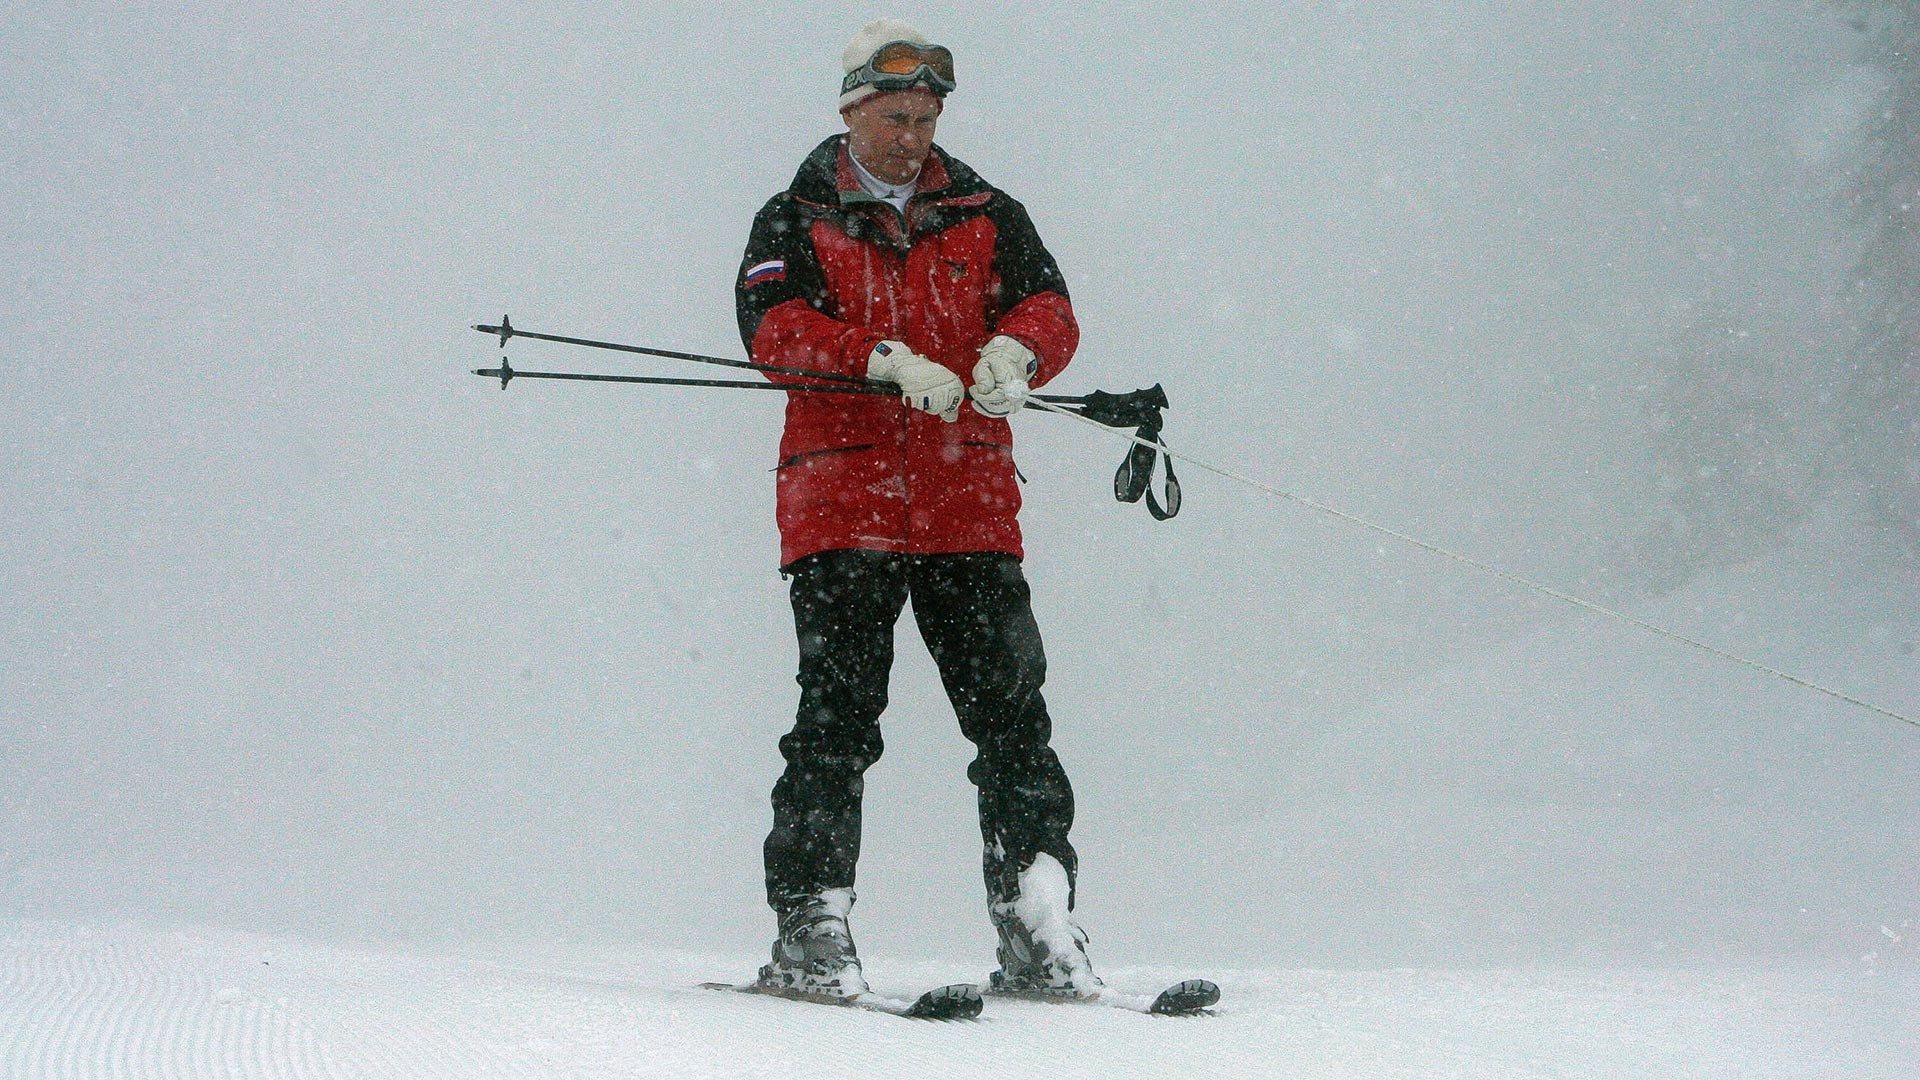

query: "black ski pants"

left=765, top=549, right=1077, bottom=911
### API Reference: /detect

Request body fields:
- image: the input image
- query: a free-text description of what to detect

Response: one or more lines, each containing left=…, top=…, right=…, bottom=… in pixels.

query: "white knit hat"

left=839, top=18, right=940, bottom=111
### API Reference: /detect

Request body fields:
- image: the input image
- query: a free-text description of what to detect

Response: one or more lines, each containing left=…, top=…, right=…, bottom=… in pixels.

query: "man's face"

left=842, top=88, right=941, bottom=185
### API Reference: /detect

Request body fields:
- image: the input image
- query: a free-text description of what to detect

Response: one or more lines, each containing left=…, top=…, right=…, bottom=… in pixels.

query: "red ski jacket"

left=736, top=135, right=1079, bottom=568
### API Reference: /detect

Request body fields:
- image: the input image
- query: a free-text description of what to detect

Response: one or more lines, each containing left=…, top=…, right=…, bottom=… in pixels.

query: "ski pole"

left=474, top=355, right=892, bottom=394
left=472, top=316, right=1127, bottom=412
left=471, top=316, right=1183, bottom=520
left=475, top=315, right=883, bottom=389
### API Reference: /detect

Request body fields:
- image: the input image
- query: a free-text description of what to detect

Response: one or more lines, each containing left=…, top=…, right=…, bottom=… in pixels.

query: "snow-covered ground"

left=8, top=523, right=1911, bottom=1080
left=3, top=921, right=1913, bottom=1080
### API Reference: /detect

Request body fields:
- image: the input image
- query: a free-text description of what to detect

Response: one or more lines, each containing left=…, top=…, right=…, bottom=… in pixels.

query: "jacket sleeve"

left=736, top=195, right=881, bottom=383
left=986, top=195, right=1079, bottom=388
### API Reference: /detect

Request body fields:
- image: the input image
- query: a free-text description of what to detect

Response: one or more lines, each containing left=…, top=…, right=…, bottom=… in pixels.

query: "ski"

left=986, top=978, right=1220, bottom=1016
left=699, top=980, right=983, bottom=1020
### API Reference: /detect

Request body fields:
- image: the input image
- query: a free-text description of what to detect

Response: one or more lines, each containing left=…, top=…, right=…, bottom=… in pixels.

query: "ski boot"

left=987, top=854, right=1103, bottom=996
left=758, top=887, right=869, bottom=998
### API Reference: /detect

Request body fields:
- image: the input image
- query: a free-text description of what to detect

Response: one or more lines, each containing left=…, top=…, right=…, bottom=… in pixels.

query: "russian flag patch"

left=745, top=259, right=786, bottom=286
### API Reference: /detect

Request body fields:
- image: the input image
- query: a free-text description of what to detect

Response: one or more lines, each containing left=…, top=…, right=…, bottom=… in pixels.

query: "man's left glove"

left=969, top=335, right=1037, bottom=418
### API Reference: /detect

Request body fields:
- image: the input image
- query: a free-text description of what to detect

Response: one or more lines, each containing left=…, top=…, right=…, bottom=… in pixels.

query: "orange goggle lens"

left=869, top=41, right=954, bottom=81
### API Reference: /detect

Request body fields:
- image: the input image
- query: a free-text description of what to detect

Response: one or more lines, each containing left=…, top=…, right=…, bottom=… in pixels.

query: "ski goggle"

left=843, top=40, right=956, bottom=97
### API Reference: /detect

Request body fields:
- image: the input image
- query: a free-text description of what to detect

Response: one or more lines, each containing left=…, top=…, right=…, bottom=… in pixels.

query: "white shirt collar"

left=849, top=150, right=918, bottom=213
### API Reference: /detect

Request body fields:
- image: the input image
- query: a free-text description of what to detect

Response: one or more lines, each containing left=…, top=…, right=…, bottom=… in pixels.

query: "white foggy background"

left=5, top=1, right=1915, bottom=972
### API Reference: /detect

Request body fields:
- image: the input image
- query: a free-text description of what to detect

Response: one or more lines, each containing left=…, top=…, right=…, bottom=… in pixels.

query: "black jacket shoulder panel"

left=786, top=135, right=850, bottom=206
left=735, top=187, right=834, bottom=352
left=984, top=191, right=1070, bottom=313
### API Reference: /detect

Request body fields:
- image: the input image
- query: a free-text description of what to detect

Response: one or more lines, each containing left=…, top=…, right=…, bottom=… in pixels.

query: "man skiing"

left=734, top=18, right=1096, bottom=1000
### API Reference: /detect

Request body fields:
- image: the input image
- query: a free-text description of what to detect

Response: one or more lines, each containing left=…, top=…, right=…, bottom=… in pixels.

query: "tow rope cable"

left=1027, top=396, right=1917, bottom=732
left=470, top=316, right=1910, bottom=731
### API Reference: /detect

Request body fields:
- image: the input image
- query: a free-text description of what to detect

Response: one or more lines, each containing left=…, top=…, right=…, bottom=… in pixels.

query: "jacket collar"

left=788, top=135, right=990, bottom=215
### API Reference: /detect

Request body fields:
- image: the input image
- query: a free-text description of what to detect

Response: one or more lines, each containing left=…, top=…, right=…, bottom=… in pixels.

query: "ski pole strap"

left=1035, top=384, right=1180, bottom=520
left=1111, top=421, right=1181, bottom=520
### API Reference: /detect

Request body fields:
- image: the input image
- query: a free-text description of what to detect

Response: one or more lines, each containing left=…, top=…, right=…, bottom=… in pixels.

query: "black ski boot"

left=987, top=854, right=1103, bottom=995
left=758, top=887, right=869, bottom=998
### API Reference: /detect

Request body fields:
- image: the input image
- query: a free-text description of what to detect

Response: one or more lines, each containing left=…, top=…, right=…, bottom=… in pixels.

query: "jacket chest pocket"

left=911, top=243, right=994, bottom=340
left=918, top=229, right=990, bottom=288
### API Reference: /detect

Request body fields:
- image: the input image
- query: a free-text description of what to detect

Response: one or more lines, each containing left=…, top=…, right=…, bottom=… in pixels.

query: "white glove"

left=969, top=335, right=1036, bottom=418
left=866, top=340, right=962, bottom=422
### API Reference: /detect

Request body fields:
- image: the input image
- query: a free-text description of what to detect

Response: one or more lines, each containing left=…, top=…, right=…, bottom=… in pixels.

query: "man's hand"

left=867, top=340, right=962, bottom=422
left=969, top=335, right=1036, bottom=418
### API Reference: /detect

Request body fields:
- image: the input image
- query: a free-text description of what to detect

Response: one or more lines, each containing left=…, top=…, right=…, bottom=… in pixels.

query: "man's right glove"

left=866, top=340, right=962, bottom=422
